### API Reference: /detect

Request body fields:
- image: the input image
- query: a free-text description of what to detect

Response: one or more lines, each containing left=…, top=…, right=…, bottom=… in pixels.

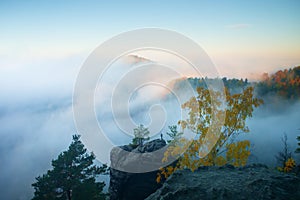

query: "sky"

left=0, top=1, right=300, bottom=199
left=0, top=0, right=300, bottom=78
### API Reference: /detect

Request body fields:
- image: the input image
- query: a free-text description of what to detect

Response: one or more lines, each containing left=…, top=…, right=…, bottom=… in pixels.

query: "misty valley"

left=13, top=64, right=300, bottom=199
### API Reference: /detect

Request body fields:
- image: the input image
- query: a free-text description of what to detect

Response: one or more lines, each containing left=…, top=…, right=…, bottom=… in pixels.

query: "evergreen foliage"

left=32, top=135, right=108, bottom=200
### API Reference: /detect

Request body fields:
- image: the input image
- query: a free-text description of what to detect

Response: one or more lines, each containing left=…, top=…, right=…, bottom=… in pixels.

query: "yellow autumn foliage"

left=156, top=86, right=262, bottom=183
left=283, top=158, right=296, bottom=172
left=226, top=140, right=251, bottom=167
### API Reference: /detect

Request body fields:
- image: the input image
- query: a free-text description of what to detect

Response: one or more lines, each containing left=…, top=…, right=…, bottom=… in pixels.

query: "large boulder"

left=109, top=139, right=167, bottom=200
left=146, top=164, right=300, bottom=200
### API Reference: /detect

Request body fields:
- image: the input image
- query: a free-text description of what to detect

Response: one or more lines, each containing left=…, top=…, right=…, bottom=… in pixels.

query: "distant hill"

left=169, top=77, right=250, bottom=95
left=256, top=66, right=300, bottom=99
left=167, top=66, right=300, bottom=101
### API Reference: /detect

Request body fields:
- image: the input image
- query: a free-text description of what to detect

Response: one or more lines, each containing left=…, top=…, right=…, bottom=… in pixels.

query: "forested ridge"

left=170, top=66, right=300, bottom=100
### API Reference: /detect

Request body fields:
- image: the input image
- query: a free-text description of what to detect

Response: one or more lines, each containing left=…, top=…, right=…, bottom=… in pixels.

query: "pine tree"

left=32, top=135, right=108, bottom=200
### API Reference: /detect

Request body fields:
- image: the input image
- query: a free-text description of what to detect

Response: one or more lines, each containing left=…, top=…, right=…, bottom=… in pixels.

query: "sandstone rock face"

left=146, top=164, right=300, bottom=200
left=109, top=139, right=167, bottom=200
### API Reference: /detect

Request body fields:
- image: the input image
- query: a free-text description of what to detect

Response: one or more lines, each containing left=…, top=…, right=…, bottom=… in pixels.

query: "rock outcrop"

left=146, top=164, right=300, bottom=200
left=109, top=139, right=167, bottom=200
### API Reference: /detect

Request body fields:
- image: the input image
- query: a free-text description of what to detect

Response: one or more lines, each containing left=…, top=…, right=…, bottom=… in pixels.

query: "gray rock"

left=109, top=139, right=167, bottom=200
left=146, top=164, right=300, bottom=200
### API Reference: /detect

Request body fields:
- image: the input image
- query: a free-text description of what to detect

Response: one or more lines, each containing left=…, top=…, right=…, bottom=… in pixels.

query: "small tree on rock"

left=132, top=124, right=150, bottom=146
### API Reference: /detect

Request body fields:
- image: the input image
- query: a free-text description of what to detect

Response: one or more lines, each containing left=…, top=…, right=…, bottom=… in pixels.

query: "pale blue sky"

left=0, top=0, right=300, bottom=78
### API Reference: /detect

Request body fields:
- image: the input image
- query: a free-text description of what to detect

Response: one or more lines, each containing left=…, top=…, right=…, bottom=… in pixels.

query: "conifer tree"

left=32, top=135, right=107, bottom=200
